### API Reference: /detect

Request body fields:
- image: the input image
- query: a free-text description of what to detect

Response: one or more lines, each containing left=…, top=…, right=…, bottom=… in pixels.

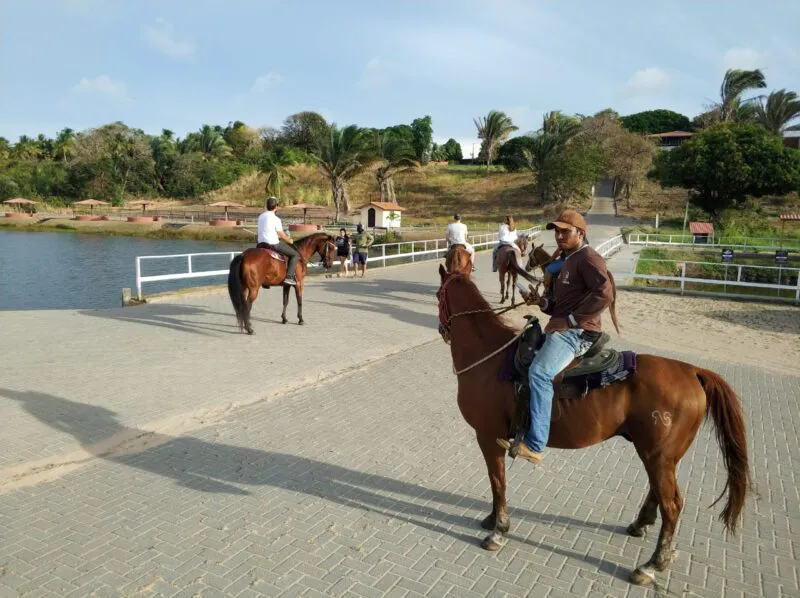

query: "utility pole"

left=681, top=196, right=690, bottom=236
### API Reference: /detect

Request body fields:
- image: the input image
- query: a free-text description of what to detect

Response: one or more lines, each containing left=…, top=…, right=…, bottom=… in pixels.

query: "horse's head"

left=525, top=243, right=551, bottom=272
left=437, top=264, right=475, bottom=343
left=315, top=234, right=337, bottom=270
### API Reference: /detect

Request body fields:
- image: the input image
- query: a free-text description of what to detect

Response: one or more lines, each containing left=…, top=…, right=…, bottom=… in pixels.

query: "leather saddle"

left=255, top=243, right=287, bottom=263
left=513, top=315, right=615, bottom=385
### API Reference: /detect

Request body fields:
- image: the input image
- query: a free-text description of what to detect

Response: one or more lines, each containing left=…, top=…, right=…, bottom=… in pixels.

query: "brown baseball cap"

left=546, top=209, right=587, bottom=232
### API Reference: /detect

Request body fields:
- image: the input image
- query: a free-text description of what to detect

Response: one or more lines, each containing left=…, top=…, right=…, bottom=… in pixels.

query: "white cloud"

left=71, top=75, right=130, bottom=102
left=623, top=67, right=669, bottom=96
left=249, top=73, right=282, bottom=93
left=142, top=18, right=194, bottom=60
left=722, top=47, right=763, bottom=71
left=357, top=57, right=395, bottom=90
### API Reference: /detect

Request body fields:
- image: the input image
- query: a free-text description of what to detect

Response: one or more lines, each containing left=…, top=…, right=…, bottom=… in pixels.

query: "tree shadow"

left=0, top=387, right=642, bottom=583
left=78, top=304, right=239, bottom=336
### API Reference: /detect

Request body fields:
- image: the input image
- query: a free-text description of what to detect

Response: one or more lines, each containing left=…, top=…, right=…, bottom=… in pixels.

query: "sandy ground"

left=506, top=289, right=800, bottom=375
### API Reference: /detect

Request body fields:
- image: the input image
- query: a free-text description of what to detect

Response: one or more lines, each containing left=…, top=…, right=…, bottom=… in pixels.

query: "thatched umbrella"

left=73, top=198, right=110, bottom=215
left=208, top=201, right=245, bottom=220
left=2, top=198, right=38, bottom=214
left=286, top=202, right=325, bottom=224
left=129, top=201, right=153, bottom=214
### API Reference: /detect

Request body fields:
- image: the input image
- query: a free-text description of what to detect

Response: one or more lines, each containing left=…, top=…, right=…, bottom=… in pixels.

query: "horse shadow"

left=0, top=387, right=639, bottom=583
left=78, top=304, right=240, bottom=336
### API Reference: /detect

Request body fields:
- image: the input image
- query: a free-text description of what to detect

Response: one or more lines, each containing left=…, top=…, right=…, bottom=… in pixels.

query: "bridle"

left=436, top=274, right=518, bottom=340
left=436, top=274, right=532, bottom=375
left=317, top=239, right=336, bottom=268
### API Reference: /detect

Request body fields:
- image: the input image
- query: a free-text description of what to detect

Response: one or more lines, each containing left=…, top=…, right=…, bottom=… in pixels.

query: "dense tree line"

left=2, top=66, right=798, bottom=221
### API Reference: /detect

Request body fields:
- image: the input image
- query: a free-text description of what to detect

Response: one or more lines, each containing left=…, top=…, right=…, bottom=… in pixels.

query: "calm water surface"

left=0, top=230, right=248, bottom=310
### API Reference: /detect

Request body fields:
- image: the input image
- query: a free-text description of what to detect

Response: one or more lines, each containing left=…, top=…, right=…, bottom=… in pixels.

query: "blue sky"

left=1, top=0, right=798, bottom=156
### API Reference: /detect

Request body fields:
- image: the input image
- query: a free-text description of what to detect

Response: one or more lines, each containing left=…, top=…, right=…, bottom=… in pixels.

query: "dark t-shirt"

left=541, top=244, right=613, bottom=333
left=335, top=235, right=350, bottom=255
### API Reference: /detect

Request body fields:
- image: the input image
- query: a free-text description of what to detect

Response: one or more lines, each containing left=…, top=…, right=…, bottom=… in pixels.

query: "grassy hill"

left=203, top=164, right=593, bottom=228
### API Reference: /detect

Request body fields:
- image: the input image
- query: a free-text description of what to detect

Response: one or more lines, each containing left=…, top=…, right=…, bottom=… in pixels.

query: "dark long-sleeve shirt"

left=540, top=244, right=613, bottom=333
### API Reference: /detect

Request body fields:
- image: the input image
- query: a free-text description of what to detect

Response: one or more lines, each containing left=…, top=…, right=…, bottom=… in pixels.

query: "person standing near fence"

left=334, top=228, right=351, bottom=277
left=352, top=224, right=374, bottom=278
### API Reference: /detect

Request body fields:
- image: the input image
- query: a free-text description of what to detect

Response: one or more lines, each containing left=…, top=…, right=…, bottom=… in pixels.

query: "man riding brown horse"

left=256, top=196, right=299, bottom=286
left=497, top=209, right=613, bottom=464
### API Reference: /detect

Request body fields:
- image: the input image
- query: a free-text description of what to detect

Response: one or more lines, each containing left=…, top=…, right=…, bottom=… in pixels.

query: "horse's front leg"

left=499, top=272, right=507, bottom=304
left=476, top=432, right=510, bottom=550
left=295, top=280, right=304, bottom=325
left=281, top=284, right=290, bottom=324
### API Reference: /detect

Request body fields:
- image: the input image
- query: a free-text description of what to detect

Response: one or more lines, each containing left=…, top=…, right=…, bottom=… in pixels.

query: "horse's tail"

left=227, top=253, right=249, bottom=332
left=607, top=270, right=621, bottom=335
left=697, top=368, right=752, bottom=533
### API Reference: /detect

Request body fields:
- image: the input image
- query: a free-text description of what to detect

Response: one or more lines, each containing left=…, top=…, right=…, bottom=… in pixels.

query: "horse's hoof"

left=480, top=514, right=496, bottom=530
left=629, top=565, right=656, bottom=586
left=626, top=523, right=646, bottom=537
left=298, top=320, right=304, bottom=326
left=246, top=328, right=254, bottom=335
left=281, top=318, right=288, bottom=325
left=480, top=532, right=507, bottom=551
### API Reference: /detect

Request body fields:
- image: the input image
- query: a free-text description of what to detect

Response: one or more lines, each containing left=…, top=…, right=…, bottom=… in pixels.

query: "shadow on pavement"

left=1, top=387, right=636, bottom=582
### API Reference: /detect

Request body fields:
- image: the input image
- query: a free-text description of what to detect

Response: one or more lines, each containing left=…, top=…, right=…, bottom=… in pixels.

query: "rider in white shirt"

left=493, top=214, right=522, bottom=272
left=446, top=213, right=475, bottom=271
left=256, top=196, right=300, bottom=285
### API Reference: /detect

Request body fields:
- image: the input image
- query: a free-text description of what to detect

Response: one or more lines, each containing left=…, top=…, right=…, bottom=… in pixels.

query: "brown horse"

left=436, top=265, right=750, bottom=586
left=444, top=244, right=473, bottom=276
left=227, top=232, right=337, bottom=333
left=526, top=242, right=621, bottom=335
left=497, top=236, right=529, bottom=305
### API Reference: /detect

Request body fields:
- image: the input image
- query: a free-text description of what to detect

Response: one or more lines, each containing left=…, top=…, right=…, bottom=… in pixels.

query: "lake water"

left=0, top=230, right=248, bottom=310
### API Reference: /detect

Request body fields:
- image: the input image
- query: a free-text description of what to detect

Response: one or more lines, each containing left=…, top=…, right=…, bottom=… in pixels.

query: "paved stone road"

left=0, top=206, right=798, bottom=597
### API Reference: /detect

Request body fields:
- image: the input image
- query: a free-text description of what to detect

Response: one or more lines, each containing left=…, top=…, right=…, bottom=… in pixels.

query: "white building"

left=358, top=202, right=406, bottom=229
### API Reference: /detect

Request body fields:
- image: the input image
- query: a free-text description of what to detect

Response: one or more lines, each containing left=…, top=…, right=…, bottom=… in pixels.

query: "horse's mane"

left=296, top=232, right=333, bottom=248
left=449, top=274, right=517, bottom=335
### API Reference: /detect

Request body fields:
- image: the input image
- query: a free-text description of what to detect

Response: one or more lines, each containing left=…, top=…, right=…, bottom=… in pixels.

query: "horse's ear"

left=438, top=264, right=447, bottom=281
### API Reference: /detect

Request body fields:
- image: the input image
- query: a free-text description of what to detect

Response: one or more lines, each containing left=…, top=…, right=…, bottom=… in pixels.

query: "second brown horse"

left=227, top=232, right=336, bottom=333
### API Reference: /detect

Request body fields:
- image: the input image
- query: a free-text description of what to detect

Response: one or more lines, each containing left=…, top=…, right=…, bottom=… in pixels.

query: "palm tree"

left=754, top=89, right=800, bottom=134
left=181, top=125, right=232, bottom=161
left=260, top=147, right=297, bottom=199
left=310, top=124, right=374, bottom=221
left=473, top=110, right=518, bottom=170
left=518, top=112, right=582, bottom=201
left=715, top=68, right=767, bottom=122
left=54, top=128, right=76, bottom=163
left=374, top=132, right=418, bottom=204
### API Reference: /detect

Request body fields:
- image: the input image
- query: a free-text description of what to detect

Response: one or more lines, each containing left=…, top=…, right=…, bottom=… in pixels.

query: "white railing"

left=631, top=258, right=800, bottom=302
left=134, top=226, right=542, bottom=299
left=595, top=234, right=624, bottom=259
left=627, top=233, right=800, bottom=251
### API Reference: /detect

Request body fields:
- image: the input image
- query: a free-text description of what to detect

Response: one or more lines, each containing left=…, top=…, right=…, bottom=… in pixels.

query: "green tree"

left=754, top=89, right=800, bottom=134
left=280, top=112, right=329, bottom=152
left=53, top=128, right=76, bottom=163
left=441, top=138, right=463, bottom=162
left=516, top=112, right=582, bottom=200
left=653, top=124, right=800, bottom=219
left=260, top=147, right=297, bottom=199
left=714, top=68, right=767, bottom=124
left=374, top=131, right=418, bottom=204
left=620, top=109, right=692, bottom=134
left=410, top=116, right=433, bottom=164
left=474, top=110, right=518, bottom=170
left=181, top=125, right=233, bottom=161
left=223, top=120, right=261, bottom=159
left=311, top=124, right=374, bottom=220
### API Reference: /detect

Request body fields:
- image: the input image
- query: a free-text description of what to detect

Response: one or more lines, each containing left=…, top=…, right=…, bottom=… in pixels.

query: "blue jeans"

left=526, top=329, right=592, bottom=452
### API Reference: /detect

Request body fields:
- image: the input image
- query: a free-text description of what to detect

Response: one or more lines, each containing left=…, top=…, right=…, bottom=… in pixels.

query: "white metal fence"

left=631, top=258, right=800, bottom=302
left=595, top=235, right=624, bottom=259
left=134, top=226, right=542, bottom=300
left=627, top=233, right=800, bottom=251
